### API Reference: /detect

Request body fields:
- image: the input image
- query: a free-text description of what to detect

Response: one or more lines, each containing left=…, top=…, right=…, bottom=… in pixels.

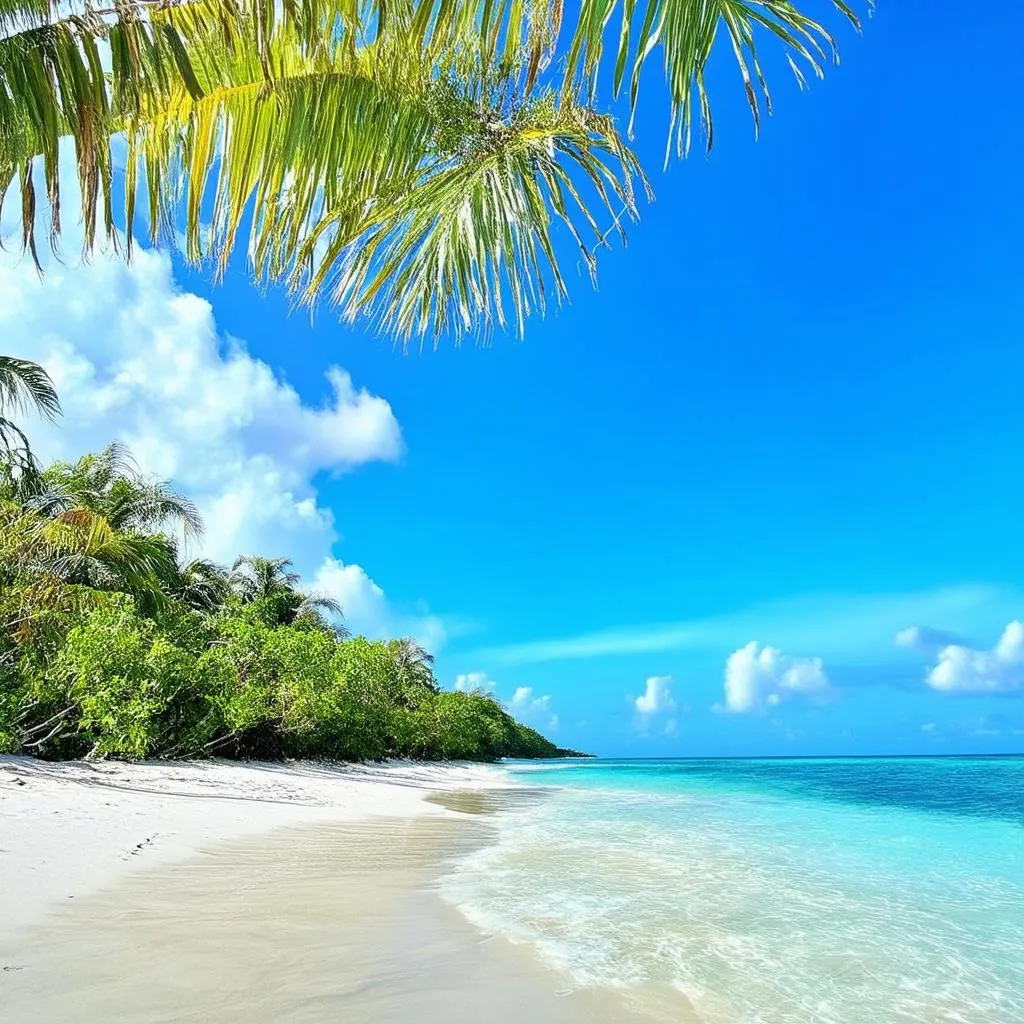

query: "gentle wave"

left=440, top=758, right=1024, bottom=1023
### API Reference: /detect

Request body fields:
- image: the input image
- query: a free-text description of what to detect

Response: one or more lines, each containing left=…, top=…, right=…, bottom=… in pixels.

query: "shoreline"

left=0, top=754, right=510, bottom=943
left=0, top=809, right=649, bottom=1024
left=0, top=758, right=655, bottom=1023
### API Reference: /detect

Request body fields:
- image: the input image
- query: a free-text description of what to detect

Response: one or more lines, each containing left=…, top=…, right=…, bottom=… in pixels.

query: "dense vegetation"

left=0, top=365, right=576, bottom=764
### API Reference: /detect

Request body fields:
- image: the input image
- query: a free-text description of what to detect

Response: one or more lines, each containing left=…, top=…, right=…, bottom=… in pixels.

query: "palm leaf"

left=562, top=0, right=871, bottom=156
left=0, top=355, right=60, bottom=420
left=1, top=0, right=867, bottom=340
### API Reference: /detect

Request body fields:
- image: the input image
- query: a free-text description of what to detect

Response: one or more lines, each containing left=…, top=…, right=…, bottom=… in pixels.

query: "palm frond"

left=230, top=554, right=302, bottom=601
left=0, top=355, right=60, bottom=420
left=31, top=505, right=176, bottom=611
left=297, top=591, right=343, bottom=618
left=169, top=556, right=230, bottom=612
left=1, top=0, right=867, bottom=341
left=27, top=443, right=203, bottom=543
left=562, top=0, right=871, bottom=157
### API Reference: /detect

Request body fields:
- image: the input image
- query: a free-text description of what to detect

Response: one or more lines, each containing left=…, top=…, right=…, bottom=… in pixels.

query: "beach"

left=4, top=755, right=1023, bottom=1024
left=0, top=756, right=643, bottom=1023
left=0, top=755, right=502, bottom=943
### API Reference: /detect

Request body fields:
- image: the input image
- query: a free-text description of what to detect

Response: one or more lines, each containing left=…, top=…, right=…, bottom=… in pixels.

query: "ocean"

left=438, top=757, right=1024, bottom=1023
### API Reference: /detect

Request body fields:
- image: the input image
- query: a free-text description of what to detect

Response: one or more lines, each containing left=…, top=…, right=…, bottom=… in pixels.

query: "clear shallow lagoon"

left=439, top=757, right=1024, bottom=1023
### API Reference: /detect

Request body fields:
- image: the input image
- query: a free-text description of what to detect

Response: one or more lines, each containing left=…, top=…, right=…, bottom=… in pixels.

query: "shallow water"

left=439, top=757, right=1024, bottom=1024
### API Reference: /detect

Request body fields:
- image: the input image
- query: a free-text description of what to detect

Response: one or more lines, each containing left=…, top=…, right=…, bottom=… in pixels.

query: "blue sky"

left=5, top=2, right=1024, bottom=755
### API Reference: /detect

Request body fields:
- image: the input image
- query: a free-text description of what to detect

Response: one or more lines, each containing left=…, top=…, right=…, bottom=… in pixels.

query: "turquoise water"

left=438, top=757, right=1024, bottom=1023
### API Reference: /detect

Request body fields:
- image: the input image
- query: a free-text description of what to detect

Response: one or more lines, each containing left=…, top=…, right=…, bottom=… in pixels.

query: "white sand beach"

left=0, top=755, right=505, bottom=943
left=0, top=756, right=650, bottom=1023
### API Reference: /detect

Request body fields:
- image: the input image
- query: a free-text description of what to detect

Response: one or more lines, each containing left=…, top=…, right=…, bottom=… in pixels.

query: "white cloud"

left=0, top=234, right=448, bottom=648
left=510, top=686, right=558, bottom=730
left=722, top=642, right=833, bottom=714
left=1, top=249, right=401, bottom=563
left=634, top=675, right=676, bottom=716
left=921, top=722, right=937, bottom=733
left=925, top=621, right=1024, bottom=694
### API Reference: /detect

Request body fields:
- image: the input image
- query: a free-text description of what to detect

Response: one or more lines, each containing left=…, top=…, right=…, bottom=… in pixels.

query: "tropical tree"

left=230, top=554, right=345, bottom=631
left=393, top=636, right=437, bottom=690
left=0, top=355, right=60, bottom=480
left=0, top=443, right=203, bottom=614
left=0, top=0, right=869, bottom=341
left=24, top=442, right=203, bottom=541
left=165, top=556, right=230, bottom=614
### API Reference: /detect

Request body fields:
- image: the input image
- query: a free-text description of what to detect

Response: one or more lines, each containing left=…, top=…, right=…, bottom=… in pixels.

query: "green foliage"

left=0, top=0, right=867, bottom=342
left=0, top=447, right=575, bottom=763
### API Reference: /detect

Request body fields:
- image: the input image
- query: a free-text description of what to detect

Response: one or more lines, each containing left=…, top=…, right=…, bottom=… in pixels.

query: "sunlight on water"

left=438, top=758, right=1024, bottom=1024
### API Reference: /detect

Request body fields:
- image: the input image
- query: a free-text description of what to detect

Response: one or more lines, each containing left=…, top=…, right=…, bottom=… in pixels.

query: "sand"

left=0, top=755, right=506, bottom=942
left=0, top=756, right=649, bottom=1023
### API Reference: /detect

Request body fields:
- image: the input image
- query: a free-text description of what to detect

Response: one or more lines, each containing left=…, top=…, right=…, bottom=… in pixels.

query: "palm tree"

left=26, top=443, right=203, bottom=543
left=394, top=636, right=437, bottom=690
left=2, top=444, right=203, bottom=614
left=229, top=556, right=302, bottom=603
left=0, top=1, right=867, bottom=341
left=230, top=554, right=346, bottom=631
left=30, top=509, right=179, bottom=615
left=165, top=556, right=230, bottom=614
left=0, top=356, right=60, bottom=476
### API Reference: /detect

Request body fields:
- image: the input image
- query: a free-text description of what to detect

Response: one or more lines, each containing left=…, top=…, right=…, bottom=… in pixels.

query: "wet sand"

left=0, top=794, right=652, bottom=1023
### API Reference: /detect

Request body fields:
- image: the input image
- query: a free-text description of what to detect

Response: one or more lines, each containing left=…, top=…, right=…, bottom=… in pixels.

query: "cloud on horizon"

left=720, top=642, right=834, bottom=714
left=924, top=621, right=1024, bottom=695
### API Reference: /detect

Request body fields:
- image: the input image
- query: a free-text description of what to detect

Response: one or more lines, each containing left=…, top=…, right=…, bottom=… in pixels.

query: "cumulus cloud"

left=925, top=621, right=1024, bottom=694
left=722, top=642, right=833, bottom=714
left=0, top=231, right=451, bottom=647
left=634, top=676, right=676, bottom=716
left=1, top=250, right=401, bottom=562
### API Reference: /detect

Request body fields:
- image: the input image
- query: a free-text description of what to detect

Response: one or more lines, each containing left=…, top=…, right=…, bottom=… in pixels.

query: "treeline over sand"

left=0, top=444, right=583, bottom=764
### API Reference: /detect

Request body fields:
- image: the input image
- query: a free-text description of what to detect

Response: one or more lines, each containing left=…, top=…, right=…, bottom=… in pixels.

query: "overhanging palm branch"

left=7, top=15, right=648, bottom=339
left=1, top=0, right=867, bottom=339
left=0, top=355, right=60, bottom=421
left=560, top=0, right=871, bottom=157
